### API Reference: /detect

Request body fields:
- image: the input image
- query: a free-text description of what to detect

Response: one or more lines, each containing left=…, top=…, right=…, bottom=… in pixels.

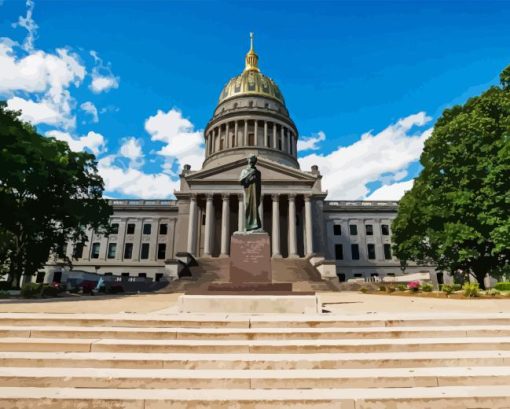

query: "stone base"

left=208, top=282, right=292, bottom=292
left=178, top=294, right=319, bottom=314
left=230, top=231, right=271, bottom=283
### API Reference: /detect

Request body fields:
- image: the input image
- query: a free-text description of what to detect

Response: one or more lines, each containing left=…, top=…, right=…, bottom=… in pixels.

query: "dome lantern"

left=244, top=32, right=260, bottom=72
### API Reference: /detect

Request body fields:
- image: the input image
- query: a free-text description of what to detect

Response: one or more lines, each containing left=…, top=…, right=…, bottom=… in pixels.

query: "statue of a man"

left=239, top=155, right=261, bottom=231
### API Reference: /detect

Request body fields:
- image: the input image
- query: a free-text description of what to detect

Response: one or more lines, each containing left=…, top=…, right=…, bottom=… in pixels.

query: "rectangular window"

left=248, top=133, right=255, bottom=146
left=111, top=223, right=119, bottom=234
left=384, top=244, right=392, bottom=260
left=381, top=224, right=390, bottom=235
left=335, top=244, right=343, bottom=260
left=127, top=223, right=135, bottom=234
left=157, top=243, right=166, bottom=260
left=333, top=224, right=341, bottom=236
left=121, top=272, right=129, bottom=278
left=124, top=243, right=133, bottom=259
left=91, top=242, right=100, bottom=259
left=141, top=243, right=150, bottom=259
left=72, top=243, right=84, bottom=259
left=366, top=224, right=374, bottom=235
left=367, top=244, right=376, bottom=260
left=143, top=224, right=152, bottom=235
left=155, top=273, right=164, bottom=282
left=351, top=244, right=360, bottom=260
left=349, top=224, right=358, bottom=235
left=138, top=273, right=147, bottom=278
left=159, top=223, right=168, bottom=235
left=107, top=243, right=117, bottom=259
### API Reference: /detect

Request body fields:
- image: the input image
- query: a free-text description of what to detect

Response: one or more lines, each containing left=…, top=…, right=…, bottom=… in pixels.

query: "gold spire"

left=244, top=32, right=260, bottom=72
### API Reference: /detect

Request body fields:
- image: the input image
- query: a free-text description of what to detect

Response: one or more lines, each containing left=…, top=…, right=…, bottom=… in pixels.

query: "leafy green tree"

left=392, top=66, right=510, bottom=288
left=0, top=103, right=112, bottom=288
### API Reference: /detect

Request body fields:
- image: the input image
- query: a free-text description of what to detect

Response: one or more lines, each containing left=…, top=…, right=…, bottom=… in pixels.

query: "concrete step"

left=1, top=386, right=510, bottom=408
left=1, top=350, right=510, bottom=369
left=2, top=324, right=510, bottom=340
left=1, top=366, right=510, bottom=389
left=3, top=312, right=510, bottom=328
left=2, top=336, right=510, bottom=353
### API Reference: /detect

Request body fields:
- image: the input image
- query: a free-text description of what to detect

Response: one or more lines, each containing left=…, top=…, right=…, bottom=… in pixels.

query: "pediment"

left=186, top=158, right=316, bottom=184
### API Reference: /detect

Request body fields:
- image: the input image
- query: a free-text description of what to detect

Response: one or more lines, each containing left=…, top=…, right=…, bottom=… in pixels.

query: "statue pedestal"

left=230, top=231, right=271, bottom=283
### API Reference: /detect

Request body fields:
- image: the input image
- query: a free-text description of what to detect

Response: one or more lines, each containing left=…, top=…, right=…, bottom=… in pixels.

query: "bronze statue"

left=239, top=155, right=261, bottom=231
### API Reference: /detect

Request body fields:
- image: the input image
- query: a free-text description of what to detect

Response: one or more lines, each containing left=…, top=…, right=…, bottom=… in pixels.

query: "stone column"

left=271, top=194, right=281, bottom=257
left=220, top=194, right=230, bottom=256
left=304, top=195, right=314, bottom=256
left=264, top=121, right=268, bottom=147
left=238, top=194, right=244, bottom=232
left=203, top=194, right=214, bottom=257
left=234, top=121, right=238, bottom=147
left=244, top=120, right=248, bottom=146
left=186, top=195, right=197, bottom=255
left=272, top=124, right=278, bottom=149
left=286, top=129, right=291, bottom=153
left=225, top=122, right=230, bottom=149
left=288, top=194, right=298, bottom=258
left=280, top=126, right=284, bottom=151
left=258, top=194, right=264, bottom=230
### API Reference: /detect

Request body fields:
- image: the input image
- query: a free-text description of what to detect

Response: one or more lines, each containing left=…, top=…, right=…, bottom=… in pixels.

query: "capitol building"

left=42, top=37, right=435, bottom=285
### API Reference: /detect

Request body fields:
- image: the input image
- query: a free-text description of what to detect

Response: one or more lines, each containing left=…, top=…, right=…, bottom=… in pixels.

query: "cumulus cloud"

left=119, top=137, right=144, bottom=168
left=297, top=131, right=326, bottom=152
left=366, top=179, right=414, bottom=200
left=12, top=0, right=38, bottom=52
left=299, top=112, right=432, bottom=200
left=89, top=50, right=119, bottom=93
left=47, top=130, right=106, bottom=156
left=145, top=108, right=204, bottom=171
left=80, top=101, right=98, bottom=123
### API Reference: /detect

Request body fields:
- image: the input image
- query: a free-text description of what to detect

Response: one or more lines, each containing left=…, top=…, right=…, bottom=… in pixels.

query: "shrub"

left=440, top=284, right=454, bottom=295
left=452, top=284, right=462, bottom=291
left=487, top=289, right=500, bottom=297
left=0, top=291, right=10, bottom=299
left=378, top=285, right=386, bottom=292
left=21, top=282, right=42, bottom=298
left=494, top=282, right=510, bottom=291
left=397, top=284, right=407, bottom=292
left=421, top=283, right=433, bottom=292
left=407, top=280, right=420, bottom=292
left=463, top=282, right=480, bottom=298
left=0, top=281, right=12, bottom=291
left=41, top=284, right=60, bottom=297
left=360, top=287, right=368, bottom=294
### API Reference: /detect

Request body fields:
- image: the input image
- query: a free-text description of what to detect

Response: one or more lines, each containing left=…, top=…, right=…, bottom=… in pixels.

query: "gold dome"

left=218, top=33, right=285, bottom=105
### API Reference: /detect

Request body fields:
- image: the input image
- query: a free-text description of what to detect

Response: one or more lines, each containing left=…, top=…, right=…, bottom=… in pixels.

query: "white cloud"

left=145, top=108, right=204, bottom=171
left=12, top=0, right=38, bottom=52
left=89, top=50, right=119, bottom=93
left=47, top=130, right=106, bottom=156
left=7, top=96, right=61, bottom=125
left=98, top=155, right=177, bottom=199
left=80, top=101, right=98, bottom=123
left=297, top=131, right=326, bottom=152
left=119, top=137, right=144, bottom=168
left=366, top=179, right=414, bottom=200
left=299, top=112, right=432, bottom=200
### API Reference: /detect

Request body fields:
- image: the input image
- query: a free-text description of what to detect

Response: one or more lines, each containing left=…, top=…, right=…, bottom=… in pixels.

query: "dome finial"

left=244, top=32, right=260, bottom=72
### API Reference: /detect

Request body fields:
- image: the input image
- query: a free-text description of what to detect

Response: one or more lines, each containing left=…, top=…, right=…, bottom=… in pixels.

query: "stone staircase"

left=1, top=312, right=510, bottom=407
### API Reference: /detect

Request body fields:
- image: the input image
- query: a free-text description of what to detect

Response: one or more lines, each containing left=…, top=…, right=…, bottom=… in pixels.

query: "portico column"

left=203, top=194, right=214, bottom=257
left=280, top=126, right=284, bottom=151
left=234, top=121, right=238, bottom=147
left=186, top=194, right=198, bottom=255
left=237, top=194, right=245, bottom=232
left=220, top=194, right=230, bottom=256
left=304, top=195, right=314, bottom=256
left=264, top=121, right=268, bottom=147
left=271, top=194, right=281, bottom=257
left=288, top=194, right=298, bottom=258
left=225, top=123, right=230, bottom=148
left=244, top=120, right=248, bottom=146
left=272, top=124, right=278, bottom=149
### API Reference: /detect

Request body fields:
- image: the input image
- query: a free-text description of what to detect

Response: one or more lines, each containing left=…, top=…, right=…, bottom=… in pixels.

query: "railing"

left=326, top=200, right=399, bottom=207
left=109, top=199, right=178, bottom=206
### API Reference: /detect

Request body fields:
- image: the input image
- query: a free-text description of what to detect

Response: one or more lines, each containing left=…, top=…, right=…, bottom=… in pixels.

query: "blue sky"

left=1, top=1, right=510, bottom=199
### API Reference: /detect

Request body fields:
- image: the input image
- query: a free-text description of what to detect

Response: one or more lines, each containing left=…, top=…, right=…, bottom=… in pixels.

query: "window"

left=141, top=243, right=150, bottom=259
left=127, top=223, right=135, bottom=234
left=384, top=244, right=392, bottom=260
left=72, top=243, right=84, bottom=259
left=278, top=138, right=282, bottom=150
left=354, top=273, right=363, bottom=278
left=155, top=273, right=164, bottom=282
left=366, top=224, right=374, bottom=235
left=111, top=223, right=119, bottom=234
left=36, top=272, right=45, bottom=283
left=91, top=242, right=100, bottom=259
left=219, top=139, right=224, bottom=150
left=107, top=243, right=117, bottom=259
left=143, top=223, right=152, bottom=235
left=381, top=224, right=390, bottom=235
left=351, top=244, right=360, bottom=260
left=333, top=224, right=341, bottom=236
left=121, top=272, right=129, bottom=278
left=159, top=224, right=168, bottom=235
left=124, top=243, right=133, bottom=259
left=248, top=133, right=255, bottom=146
left=138, top=273, right=147, bottom=278
left=158, top=243, right=166, bottom=260
left=367, top=244, right=376, bottom=260
left=335, top=244, right=343, bottom=260
left=104, top=272, right=113, bottom=276
left=349, top=224, right=358, bottom=235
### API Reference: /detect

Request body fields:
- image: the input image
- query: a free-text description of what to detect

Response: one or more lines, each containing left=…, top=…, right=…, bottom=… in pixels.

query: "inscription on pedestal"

left=230, top=232, right=272, bottom=283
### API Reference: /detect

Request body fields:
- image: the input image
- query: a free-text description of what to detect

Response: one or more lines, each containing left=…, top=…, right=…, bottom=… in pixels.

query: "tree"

left=392, top=65, right=510, bottom=288
left=0, top=103, right=112, bottom=288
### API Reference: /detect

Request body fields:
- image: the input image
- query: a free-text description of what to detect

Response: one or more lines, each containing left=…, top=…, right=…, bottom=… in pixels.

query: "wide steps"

left=2, top=312, right=510, bottom=407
